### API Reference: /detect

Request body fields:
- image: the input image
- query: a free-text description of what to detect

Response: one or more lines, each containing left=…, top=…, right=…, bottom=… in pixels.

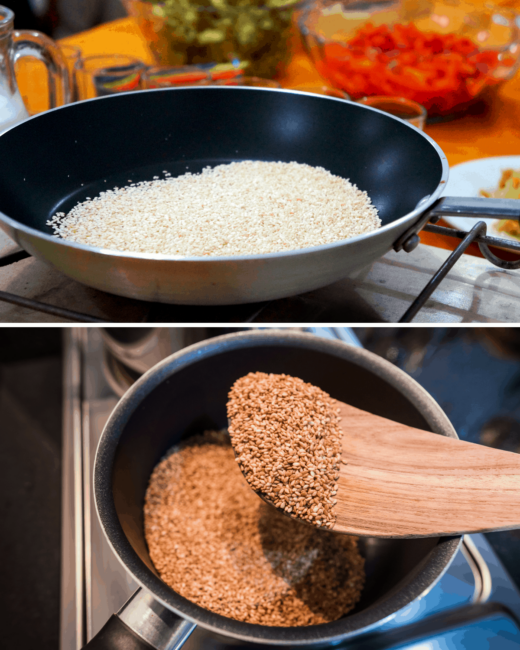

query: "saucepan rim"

left=93, top=329, right=461, bottom=646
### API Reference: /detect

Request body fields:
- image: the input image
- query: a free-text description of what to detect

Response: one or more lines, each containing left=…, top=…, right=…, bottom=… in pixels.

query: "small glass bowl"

left=212, top=76, right=281, bottom=88
left=299, top=0, right=520, bottom=119
left=143, top=65, right=211, bottom=89
left=357, top=96, right=427, bottom=130
left=75, top=55, right=145, bottom=100
left=292, top=83, right=350, bottom=99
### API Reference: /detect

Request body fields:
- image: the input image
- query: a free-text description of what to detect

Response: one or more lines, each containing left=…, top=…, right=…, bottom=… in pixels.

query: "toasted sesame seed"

left=227, top=373, right=342, bottom=530
left=144, top=431, right=365, bottom=627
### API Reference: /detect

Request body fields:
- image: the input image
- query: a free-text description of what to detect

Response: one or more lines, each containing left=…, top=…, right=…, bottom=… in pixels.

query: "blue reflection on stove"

left=378, top=549, right=475, bottom=632
left=387, top=613, right=520, bottom=649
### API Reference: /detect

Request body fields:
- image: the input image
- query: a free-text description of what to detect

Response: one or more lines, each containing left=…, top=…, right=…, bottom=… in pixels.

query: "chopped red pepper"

left=317, top=23, right=503, bottom=116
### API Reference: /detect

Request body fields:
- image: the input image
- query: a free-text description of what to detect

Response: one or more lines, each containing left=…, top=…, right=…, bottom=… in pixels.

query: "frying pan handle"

left=83, top=588, right=196, bottom=650
left=394, top=196, right=520, bottom=253
left=426, top=196, right=520, bottom=220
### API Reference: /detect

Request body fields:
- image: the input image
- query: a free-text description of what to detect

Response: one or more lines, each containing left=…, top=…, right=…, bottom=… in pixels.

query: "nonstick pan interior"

left=96, top=332, right=459, bottom=645
left=0, top=87, right=445, bottom=237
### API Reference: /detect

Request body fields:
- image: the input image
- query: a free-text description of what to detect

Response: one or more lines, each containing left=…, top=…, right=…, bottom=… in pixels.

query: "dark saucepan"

left=87, top=330, right=460, bottom=649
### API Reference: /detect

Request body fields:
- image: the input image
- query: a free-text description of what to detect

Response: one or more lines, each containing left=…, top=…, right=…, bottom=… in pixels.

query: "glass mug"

left=0, top=5, right=70, bottom=134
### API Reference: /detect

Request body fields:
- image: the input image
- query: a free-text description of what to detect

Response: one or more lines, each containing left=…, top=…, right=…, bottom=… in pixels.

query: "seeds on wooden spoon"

left=227, top=372, right=342, bottom=529
left=230, top=372, right=520, bottom=539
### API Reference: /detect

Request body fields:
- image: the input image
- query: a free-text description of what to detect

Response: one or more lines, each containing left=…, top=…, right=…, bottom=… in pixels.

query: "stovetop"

left=60, top=328, right=520, bottom=650
left=3, top=228, right=520, bottom=323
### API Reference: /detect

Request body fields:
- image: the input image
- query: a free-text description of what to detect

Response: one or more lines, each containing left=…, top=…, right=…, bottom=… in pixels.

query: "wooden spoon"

left=231, top=397, right=520, bottom=539
left=332, top=401, right=520, bottom=538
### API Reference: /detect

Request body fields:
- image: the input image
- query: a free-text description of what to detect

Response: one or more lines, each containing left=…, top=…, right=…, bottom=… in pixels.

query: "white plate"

left=441, top=155, right=520, bottom=244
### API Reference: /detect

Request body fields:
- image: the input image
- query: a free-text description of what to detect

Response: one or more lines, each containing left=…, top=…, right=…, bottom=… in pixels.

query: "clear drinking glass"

left=59, top=44, right=82, bottom=102
left=357, top=96, right=427, bottom=130
left=142, top=65, right=211, bottom=89
left=75, top=54, right=146, bottom=100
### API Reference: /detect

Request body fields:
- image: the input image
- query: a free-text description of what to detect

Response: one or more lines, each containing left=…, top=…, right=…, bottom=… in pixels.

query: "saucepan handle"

left=84, top=588, right=196, bottom=650
left=426, top=196, right=520, bottom=220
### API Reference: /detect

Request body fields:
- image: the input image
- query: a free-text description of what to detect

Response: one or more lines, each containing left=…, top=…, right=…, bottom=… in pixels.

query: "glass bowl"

left=299, top=0, right=520, bottom=119
left=357, top=95, right=427, bottom=129
left=123, top=0, right=304, bottom=79
left=212, top=75, right=281, bottom=86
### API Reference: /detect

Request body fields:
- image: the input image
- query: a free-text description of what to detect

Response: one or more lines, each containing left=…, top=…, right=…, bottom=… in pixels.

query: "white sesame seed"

left=47, top=161, right=380, bottom=256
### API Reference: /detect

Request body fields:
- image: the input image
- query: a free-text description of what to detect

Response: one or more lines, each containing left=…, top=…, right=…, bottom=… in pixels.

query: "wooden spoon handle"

left=334, top=402, right=520, bottom=538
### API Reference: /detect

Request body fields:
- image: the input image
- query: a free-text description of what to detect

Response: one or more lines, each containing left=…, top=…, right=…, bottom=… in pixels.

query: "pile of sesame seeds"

left=144, top=430, right=365, bottom=626
left=46, top=161, right=380, bottom=257
left=227, top=372, right=342, bottom=530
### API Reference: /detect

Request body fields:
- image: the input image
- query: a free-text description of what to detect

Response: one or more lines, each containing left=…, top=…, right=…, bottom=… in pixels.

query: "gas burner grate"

left=0, top=249, right=106, bottom=322
left=395, top=201, right=520, bottom=322
left=1, top=219, right=519, bottom=323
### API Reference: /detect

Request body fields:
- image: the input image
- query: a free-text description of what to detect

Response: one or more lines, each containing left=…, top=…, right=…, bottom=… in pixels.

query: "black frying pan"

left=0, top=87, right=517, bottom=306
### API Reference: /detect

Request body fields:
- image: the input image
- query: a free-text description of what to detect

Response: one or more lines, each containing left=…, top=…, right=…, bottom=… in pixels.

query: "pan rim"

left=0, top=86, right=449, bottom=263
left=93, top=329, right=461, bottom=646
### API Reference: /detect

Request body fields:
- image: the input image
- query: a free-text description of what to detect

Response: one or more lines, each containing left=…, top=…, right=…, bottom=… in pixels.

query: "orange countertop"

left=21, top=15, right=520, bottom=260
